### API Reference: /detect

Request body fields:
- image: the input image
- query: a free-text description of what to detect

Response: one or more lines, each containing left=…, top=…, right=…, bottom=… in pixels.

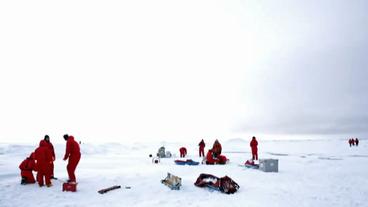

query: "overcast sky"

left=0, top=0, right=367, bottom=143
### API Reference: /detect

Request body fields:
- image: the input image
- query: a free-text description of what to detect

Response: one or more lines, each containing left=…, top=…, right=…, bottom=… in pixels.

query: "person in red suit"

left=212, top=139, right=222, bottom=158
left=206, top=149, right=219, bottom=165
left=206, top=149, right=227, bottom=165
left=63, top=134, right=81, bottom=183
left=217, top=154, right=228, bottom=164
left=179, top=147, right=187, bottom=158
left=35, top=140, right=53, bottom=187
left=198, top=139, right=205, bottom=157
left=250, top=136, right=258, bottom=160
left=44, top=135, right=56, bottom=179
left=19, top=152, right=36, bottom=184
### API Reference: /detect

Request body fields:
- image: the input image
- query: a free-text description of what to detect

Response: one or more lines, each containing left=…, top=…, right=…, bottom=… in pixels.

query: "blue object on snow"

left=174, top=159, right=199, bottom=166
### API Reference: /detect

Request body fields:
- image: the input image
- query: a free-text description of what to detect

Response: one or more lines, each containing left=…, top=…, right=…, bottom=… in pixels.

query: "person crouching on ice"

left=35, top=140, right=53, bottom=187
left=205, top=149, right=228, bottom=165
left=179, top=147, right=187, bottom=158
left=206, top=149, right=219, bottom=164
left=19, top=152, right=36, bottom=185
left=63, top=134, right=81, bottom=183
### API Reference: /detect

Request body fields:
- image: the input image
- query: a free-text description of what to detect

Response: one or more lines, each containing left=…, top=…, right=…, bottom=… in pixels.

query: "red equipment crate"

left=63, top=182, right=77, bottom=192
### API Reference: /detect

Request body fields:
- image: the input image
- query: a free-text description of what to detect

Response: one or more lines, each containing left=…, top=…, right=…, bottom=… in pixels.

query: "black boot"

left=21, top=177, right=27, bottom=185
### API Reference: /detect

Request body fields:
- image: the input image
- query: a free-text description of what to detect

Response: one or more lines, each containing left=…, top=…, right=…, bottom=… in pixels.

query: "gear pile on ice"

left=161, top=173, right=182, bottom=190
left=194, top=173, right=240, bottom=194
left=157, top=146, right=172, bottom=158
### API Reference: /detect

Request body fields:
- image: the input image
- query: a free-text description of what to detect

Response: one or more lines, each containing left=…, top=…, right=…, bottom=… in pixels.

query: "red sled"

left=63, top=182, right=77, bottom=192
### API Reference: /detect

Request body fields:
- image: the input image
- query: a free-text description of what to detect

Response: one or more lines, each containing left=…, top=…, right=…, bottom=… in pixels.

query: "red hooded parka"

left=35, top=140, right=53, bottom=186
left=63, top=136, right=81, bottom=182
left=19, top=152, right=36, bottom=184
left=250, top=137, right=258, bottom=160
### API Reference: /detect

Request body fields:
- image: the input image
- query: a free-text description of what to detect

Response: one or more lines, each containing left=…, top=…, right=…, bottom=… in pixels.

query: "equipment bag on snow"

left=161, top=173, right=182, bottom=190
left=157, top=146, right=172, bottom=158
left=194, top=173, right=239, bottom=194
left=63, top=182, right=77, bottom=192
left=157, top=146, right=166, bottom=158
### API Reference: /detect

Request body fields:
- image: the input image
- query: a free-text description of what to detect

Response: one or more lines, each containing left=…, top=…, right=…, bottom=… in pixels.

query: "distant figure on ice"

left=351, top=138, right=355, bottom=146
left=63, top=134, right=81, bottom=183
left=35, top=140, right=53, bottom=187
left=348, top=138, right=353, bottom=147
left=44, top=135, right=56, bottom=179
left=198, top=139, right=205, bottom=157
left=179, top=147, right=187, bottom=158
left=355, top=138, right=359, bottom=146
left=250, top=136, right=258, bottom=160
left=19, top=152, right=36, bottom=184
left=212, top=139, right=222, bottom=158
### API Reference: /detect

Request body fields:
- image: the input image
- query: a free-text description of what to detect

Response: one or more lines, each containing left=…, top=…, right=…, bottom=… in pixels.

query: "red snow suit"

left=212, top=140, right=222, bottom=158
left=217, top=155, right=227, bottom=164
left=63, top=136, right=81, bottom=182
left=206, top=150, right=227, bottom=165
left=19, top=153, right=36, bottom=184
left=199, top=139, right=205, bottom=157
left=206, top=150, right=219, bottom=165
left=179, top=147, right=187, bottom=158
left=35, top=140, right=53, bottom=186
left=45, top=141, right=55, bottom=177
left=250, top=137, right=258, bottom=160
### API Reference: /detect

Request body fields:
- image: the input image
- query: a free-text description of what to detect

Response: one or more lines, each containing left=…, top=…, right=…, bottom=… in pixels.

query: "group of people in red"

left=178, top=136, right=259, bottom=165
left=19, top=134, right=81, bottom=187
left=348, top=138, right=359, bottom=147
left=205, top=139, right=227, bottom=164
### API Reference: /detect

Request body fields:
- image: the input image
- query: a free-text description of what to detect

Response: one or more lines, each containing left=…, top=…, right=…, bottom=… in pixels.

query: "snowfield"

left=0, top=138, right=367, bottom=207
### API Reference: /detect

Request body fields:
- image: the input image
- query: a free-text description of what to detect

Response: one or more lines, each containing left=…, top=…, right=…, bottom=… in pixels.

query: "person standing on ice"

left=19, top=152, right=36, bottom=184
left=250, top=136, right=258, bottom=160
left=63, top=134, right=81, bottom=183
left=348, top=138, right=352, bottom=147
left=35, top=140, right=53, bottom=187
left=44, top=135, right=56, bottom=179
left=355, top=138, right=359, bottom=146
left=198, top=139, right=205, bottom=157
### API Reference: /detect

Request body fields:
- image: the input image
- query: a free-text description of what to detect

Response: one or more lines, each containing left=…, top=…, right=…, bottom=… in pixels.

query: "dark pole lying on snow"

left=98, top=185, right=121, bottom=194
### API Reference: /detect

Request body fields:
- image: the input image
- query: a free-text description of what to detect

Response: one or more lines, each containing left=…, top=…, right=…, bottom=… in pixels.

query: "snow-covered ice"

left=0, top=138, right=367, bottom=207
